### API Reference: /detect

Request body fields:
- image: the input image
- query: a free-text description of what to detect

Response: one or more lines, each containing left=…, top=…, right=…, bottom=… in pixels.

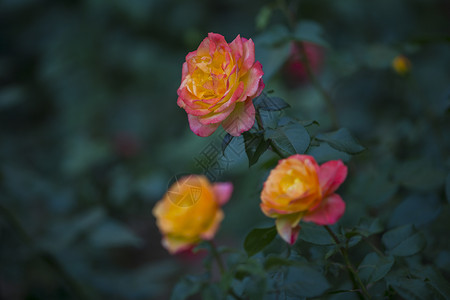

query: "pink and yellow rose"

left=260, top=155, right=347, bottom=245
left=177, top=33, right=265, bottom=137
left=152, top=175, right=233, bottom=254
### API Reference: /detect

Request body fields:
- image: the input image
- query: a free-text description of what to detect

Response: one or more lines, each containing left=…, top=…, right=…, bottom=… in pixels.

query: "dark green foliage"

left=1, top=0, right=449, bottom=299
left=244, top=226, right=277, bottom=257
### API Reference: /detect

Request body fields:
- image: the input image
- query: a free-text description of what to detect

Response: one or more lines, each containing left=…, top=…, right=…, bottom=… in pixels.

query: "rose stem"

left=207, top=240, right=244, bottom=300
left=208, top=240, right=226, bottom=274
left=278, top=0, right=339, bottom=130
left=324, top=225, right=371, bottom=300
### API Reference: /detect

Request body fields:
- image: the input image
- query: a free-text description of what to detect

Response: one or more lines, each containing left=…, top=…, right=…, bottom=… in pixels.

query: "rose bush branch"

left=278, top=0, right=339, bottom=129
left=324, top=225, right=371, bottom=300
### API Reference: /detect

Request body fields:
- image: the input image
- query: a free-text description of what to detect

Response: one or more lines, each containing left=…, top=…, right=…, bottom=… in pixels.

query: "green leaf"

left=388, top=194, right=441, bottom=228
left=201, top=283, right=223, bottom=300
left=88, top=220, right=143, bottom=248
left=387, top=277, right=431, bottom=300
left=243, top=132, right=270, bottom=167
left=254, top=25, right=291, bottom=81
left=298, top=223, right=334, bottom=245
left=394, top=160, right=446, bottom=191
left=358, top=252, right=395, bottom=284
left=353, top=217, right=384, bottom=238
left=221, top=133, right=233, bottom=155
left=306, top=142, right=351, bottom=164
left=420, top=266, right=450, bottom=300
left=315, top=128, right=366, bottom=154
left=244, top=226, right=277, bottom=257
left=382, top=224, right=426, bottom=257
left=292, top=21, right=329, bottom=47
left=284, top=265, right=330, bottom=297
left=242, top=276, right=267, bottom=300
left=265, top=123, right=310, bottom=156
left=256, top=5, right=273, bottom=31
left=170, top=276, right=204, bottom=300
left=235, top=259, right=266, bottom=280
left=264, top=256, right=297, bottom=270
left=254, top=94, right=290, bottom=111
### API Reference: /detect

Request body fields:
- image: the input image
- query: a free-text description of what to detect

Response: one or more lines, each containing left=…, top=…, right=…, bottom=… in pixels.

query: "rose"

left=177, top=33, right=265, bottom=137
left=283, top=41, right=324, bottom=87
left=260, top=155, right=347, bottom=245
left=152, top=175, right=233, bottom=254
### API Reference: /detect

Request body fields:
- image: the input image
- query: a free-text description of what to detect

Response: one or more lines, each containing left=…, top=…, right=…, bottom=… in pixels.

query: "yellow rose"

left=152, top=175, right=233, bottom=254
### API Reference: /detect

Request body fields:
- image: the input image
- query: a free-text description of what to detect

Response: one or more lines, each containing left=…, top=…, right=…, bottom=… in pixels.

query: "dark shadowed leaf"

left=386, top=277, right=431, bottom=300
left=221, top=133, right=234, bottom=154
left=298, top=223, right=334, bottom=245
left=244, top=226, right=277, bottom=257
left=264, top=256, right=297, bottom=270
left=265, top=123, right=310, bottom=156
left=170, top=276, right=204, bottom=300
left=419, top=266, right=450, bottom=300
left=353, top=217, right=384, bottom=238
left=243, top=132, right=270, bottom=167
left=382, top=224, right=426, bottom=257
left=254, top=94, right=290, bottom=111
left=394, top=160, right=446, bottom=191
left=388, top=194, right=441, bottom=228
left=88, top=220, right=143, bottom=248
left=284, top=265, right=330, bottom=297
left=254, top=25, right=291, bottom=81
left=255, top=5, right=272, bottom=31
left=358, top=252, right=394, bottom=284
left=292, top=21, right=329, bottom=47
left=315, top=128, right=365, bottom=154
left=306, top=143, right=351, bottom=164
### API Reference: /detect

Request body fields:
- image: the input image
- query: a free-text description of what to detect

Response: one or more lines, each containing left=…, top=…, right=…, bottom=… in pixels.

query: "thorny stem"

left=0, top=203, right=94, bottom=300
left=278, top=0, right=339, bottom=130
left=324, top=226, right=371, bottom=300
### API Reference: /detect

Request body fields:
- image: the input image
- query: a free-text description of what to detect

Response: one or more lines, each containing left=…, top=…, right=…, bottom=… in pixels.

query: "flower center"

left=187, top=49, right=235, bottom=100
left=280, top=169, right=307, bottom=197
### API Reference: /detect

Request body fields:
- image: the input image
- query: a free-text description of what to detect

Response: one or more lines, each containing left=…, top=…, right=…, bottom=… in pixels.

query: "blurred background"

left=1, top=0, right=449, bottom=299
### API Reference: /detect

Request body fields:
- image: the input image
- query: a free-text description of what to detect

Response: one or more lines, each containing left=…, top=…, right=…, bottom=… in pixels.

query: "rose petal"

left=162, top=235, right=198, bottom=254
left=241, top=38, right=256, bottom=73
left=196, top=36, right=211, bottom=57
left=212, top=182, right=233, bottom=206
left=188, top=114, right=220, bottom=137
left=222, top=99, right=255, bottom=136
left=197, top=103, right=236, bottom=125
left=200, top=210, right=224, bottom=240
left=289, top=154, right=320, bottom=174
left=207, top=33, right=229, bottom=56
left=229, top=34, right=243, bottom=63
left=303, top=194, right=346, bottom=225
left=318, top=160, right=348, bottom=197
left=275, top=213, right=303, bottom=245
left=238, top=61, right=264, bottom=101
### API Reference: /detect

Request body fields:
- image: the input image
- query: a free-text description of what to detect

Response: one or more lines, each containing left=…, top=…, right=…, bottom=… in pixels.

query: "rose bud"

left=283, top=41, right=324, bottom=87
